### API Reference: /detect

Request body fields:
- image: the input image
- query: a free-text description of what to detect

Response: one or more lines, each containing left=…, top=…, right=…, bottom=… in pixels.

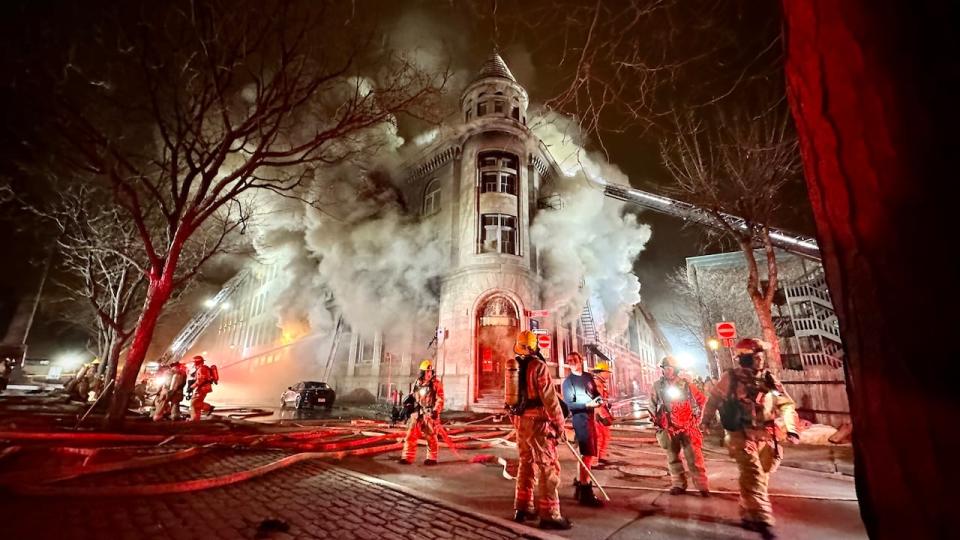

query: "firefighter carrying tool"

left=400, top=360, right=445, bottom=465
left=505, top=330, right=572, bottom=530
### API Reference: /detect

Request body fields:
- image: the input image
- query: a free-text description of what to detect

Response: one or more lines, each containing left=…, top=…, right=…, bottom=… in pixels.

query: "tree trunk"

left=783, top=1, right=956, bottom=536
left=105, top=337, right=125, bottom=388
left=103, top=276, right=173, bottom=428
left=741, top=240, right=783, bottom=369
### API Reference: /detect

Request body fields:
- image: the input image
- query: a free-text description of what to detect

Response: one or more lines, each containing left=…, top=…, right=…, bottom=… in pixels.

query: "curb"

left=326, top=463, right=566, bottom=540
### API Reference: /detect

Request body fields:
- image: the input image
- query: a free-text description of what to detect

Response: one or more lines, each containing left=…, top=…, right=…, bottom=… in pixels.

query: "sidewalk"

left=339, top=430, right=865, bottom=540
left=0, top=454, right=549, bottom=540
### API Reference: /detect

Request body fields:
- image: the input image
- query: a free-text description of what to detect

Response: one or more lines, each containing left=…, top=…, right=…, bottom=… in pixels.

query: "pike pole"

left=560, top=436, right=611, bottom=501
left=433, top=419, right=464, bottom=460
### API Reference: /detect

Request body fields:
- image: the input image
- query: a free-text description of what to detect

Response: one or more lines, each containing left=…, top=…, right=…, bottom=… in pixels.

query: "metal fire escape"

left=598, top=182, right=821, bottom=261
left=157, top=269, right=252, bottom=364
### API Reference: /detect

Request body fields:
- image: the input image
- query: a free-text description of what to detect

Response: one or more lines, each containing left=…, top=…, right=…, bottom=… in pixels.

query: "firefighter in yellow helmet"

left=591, top=362, right=613, bottom=467
left=650, top=356, right=710, bottom=497
left=508, top=330, right=571, bottom=530
left=400, top=359, right=445, bottom=465
left=702, top=338, right=799, bottom=536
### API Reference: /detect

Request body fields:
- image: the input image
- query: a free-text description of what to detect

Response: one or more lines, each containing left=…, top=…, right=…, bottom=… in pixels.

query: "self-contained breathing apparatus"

left=718, top=351, right=780, bottom=431
left=505, top=330, right=547, bottom=416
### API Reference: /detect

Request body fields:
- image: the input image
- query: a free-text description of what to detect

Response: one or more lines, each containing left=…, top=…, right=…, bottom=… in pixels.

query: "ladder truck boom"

left=598, top=182, right=821, bottom=261
left=157, top=269, right=252, bottom=364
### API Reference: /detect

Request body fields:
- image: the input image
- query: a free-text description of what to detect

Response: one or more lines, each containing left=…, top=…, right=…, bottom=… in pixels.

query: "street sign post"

left=527, top=309, right=550, bottom=318
left=715, top=321, right=737, bottom=340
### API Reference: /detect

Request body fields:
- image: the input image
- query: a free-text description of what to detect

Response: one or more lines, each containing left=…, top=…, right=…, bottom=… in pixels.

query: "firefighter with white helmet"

left=189, top=355, right=218, bottom=421
left=153, top=360, right=188, bottom=421
left=507, top=330, right=571, bottom=530
left=702, top=338, right=799, bottom=536
left=650, top=355, right=710, bottom=497
left=591, top=362, right=613, bottom=467
left=400, top=359, right=445, bottom=465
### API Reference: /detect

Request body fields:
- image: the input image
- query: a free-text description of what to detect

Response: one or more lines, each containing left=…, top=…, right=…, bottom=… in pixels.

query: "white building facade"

left=185, top=54, right=665, bottom=411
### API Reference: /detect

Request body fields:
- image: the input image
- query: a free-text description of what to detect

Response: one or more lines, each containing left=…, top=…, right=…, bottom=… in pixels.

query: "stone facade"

left=188, top=54, right=665, bottom=411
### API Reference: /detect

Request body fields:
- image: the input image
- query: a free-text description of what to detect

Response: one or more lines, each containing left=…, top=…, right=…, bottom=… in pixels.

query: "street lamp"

left=204, top=298, right=217, bottom=308
left=706, top=337, right=721, bottom=378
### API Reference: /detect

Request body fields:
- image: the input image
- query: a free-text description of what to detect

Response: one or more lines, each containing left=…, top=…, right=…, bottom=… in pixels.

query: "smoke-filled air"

left=530, top=113, right=652, bottom=335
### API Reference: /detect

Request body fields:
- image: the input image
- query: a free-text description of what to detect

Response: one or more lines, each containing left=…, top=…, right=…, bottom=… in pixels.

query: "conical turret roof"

left=474, top=51, right=516, bottom=82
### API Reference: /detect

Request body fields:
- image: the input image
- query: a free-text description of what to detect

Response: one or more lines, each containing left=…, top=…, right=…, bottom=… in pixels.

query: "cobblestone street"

left=0, top=458, right=544, bottom=540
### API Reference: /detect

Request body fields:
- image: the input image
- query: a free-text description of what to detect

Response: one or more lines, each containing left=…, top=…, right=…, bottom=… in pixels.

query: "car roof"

left=301, top=381, right=327, bottom=386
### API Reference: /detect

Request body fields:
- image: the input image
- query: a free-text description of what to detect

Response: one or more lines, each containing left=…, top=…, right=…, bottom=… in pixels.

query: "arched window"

left=423, top=179, right=441, bottom=216
left=478, top=151, right=519, bottom=196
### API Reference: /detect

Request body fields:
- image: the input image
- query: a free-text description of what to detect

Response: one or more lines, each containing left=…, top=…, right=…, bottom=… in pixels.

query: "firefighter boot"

left=513, top=509, right=535, bottom=523
left=572, top=479, right=582, bottom=499
left=539, top=517, right=573, bottom=530
left=578, top=482, right=604, bottom=507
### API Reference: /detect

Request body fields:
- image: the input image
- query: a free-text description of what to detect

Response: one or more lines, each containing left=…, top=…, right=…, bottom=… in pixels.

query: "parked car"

left=280, top=381, right=336, bottom=409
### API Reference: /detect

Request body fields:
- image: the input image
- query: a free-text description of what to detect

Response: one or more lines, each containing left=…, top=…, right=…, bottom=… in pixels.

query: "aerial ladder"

left=157, top=269, right=252, bottom=364
left=594, top=181, right=821, bottom=261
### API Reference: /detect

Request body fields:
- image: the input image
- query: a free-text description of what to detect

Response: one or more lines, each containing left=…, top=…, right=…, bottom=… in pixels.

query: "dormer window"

left=494, top=100, right=504, bottom=114
left=477, top=102, right=488, bottom=116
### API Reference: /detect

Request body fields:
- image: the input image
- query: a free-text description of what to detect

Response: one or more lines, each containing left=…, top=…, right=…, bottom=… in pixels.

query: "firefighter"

left=153, top=361, right=188, bottom=421
left=400, top=360, right=444, bottom=465
left=591, top=362, right=613, bottom=467
left=189, top=356, right=217, bottom=421
left=561, top=352, right=604, bottom=507
left=650, top=356, right=710, bottom=497
left=702, top=338, right=799, bottom=536
left=509, top=331, right=571, bottom=529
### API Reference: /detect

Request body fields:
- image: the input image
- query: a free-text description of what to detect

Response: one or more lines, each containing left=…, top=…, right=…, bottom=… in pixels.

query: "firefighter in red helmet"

left=189, top=355, right=218, bottom=421
left=702, top=338, right=798, bottom=536
left=400, top=359, right=445, bottom=465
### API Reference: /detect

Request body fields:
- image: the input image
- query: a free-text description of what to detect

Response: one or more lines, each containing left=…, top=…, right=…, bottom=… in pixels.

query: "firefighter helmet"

left=660, top=356, right=678, bottom=369
left=592, top=362, right=610, bottom=372
left=192, top=355, right=205, bottom=364
left=735, top=338, right=766, bottom=354
left=514, top=330, right=539, bottom=355
left=419, top=359, right=434, bottom=371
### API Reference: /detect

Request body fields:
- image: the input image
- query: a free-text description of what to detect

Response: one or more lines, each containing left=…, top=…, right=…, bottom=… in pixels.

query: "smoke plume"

left=530, top=113, right=652, bottom=335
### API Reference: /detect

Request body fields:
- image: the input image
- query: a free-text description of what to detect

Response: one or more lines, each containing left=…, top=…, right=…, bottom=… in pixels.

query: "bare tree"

left=665, top=266, right=761, bottom=375
left=478, top=0, right=783, bottom=141
left=659, top=103, right=802, bottom=368
left=33, top=1, right=446, bottom=425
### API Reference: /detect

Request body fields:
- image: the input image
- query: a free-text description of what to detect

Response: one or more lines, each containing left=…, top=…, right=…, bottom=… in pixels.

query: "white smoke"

left=530, top=113, right=652, bottom=335
left=252, top=119, right=447, bottom=343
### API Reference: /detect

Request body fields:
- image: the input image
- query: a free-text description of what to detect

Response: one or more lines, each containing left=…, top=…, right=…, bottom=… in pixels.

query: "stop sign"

left=537, top=334, right=551, bottom=350
left=716, top=321, right=737, bottom=340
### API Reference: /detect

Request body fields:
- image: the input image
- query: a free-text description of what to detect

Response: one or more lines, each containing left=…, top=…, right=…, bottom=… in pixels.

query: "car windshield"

left=303, top=382, right=327, bottom=389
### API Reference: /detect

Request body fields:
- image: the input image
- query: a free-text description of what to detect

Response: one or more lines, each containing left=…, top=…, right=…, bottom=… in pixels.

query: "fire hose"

left=0, top=425, right=507, bottom=496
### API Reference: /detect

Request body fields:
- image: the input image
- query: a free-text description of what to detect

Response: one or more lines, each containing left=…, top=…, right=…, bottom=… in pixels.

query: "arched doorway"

left=476, top=295, right=519, bottom=401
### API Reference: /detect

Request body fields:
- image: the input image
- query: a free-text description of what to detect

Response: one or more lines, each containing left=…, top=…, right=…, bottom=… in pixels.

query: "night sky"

left=0, top=0, right=813, bottom=358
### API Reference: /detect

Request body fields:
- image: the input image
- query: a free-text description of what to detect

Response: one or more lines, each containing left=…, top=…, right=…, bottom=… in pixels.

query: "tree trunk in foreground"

left=783, top=1, right=957, bottom=536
